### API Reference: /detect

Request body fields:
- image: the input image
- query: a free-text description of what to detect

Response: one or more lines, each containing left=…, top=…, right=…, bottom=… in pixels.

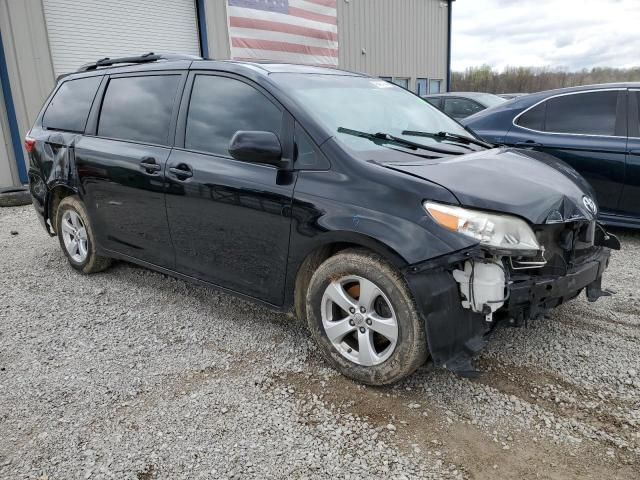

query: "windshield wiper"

left=402, top=130, right=494, bottom=149
left=337, top=127, right=465, bottom=155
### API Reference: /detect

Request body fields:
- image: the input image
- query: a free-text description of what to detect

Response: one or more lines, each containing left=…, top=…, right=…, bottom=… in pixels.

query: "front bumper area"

left=404, top=242, right=614, bottom=377
left=506, top=246, right=611, bottom=322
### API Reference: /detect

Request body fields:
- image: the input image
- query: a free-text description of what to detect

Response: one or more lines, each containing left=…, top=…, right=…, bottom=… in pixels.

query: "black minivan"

left=27, top=54, right=619, bottom=384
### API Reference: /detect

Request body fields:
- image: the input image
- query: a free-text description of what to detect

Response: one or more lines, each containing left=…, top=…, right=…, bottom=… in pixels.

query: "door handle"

left=169, top=164, right=193, bottom=179
left=140, top=156, right=162, bottom=174
left=628, top=149, right=640, bottom=156
left=515, top=141, right=543, bottom=148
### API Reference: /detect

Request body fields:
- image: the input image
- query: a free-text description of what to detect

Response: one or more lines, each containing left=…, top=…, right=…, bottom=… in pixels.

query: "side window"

left=425, top=97, right=440, bottom=108
left=415, top=78, right=428, bottom=96
left=43, top=76, right=102, bottom=132
left=98, top=75, right=180, bottom=145
left=294, top=123, right=330, bottom=170
left=544, top=91, right=619, bottom=136
left=429, top=79, right=442, bottom=94
left=516, top=101, right=546, bottom=131
left=444, top=98, right=484, bottom=118
left=185, top=75, right=283, bottom=156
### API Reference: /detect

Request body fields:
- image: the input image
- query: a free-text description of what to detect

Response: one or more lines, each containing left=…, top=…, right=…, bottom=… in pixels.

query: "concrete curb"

left=0, top=186, right=31, bottom=207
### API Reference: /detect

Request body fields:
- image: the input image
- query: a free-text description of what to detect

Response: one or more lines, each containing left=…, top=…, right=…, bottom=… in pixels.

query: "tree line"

left=451, top=65, right=640, bottom=94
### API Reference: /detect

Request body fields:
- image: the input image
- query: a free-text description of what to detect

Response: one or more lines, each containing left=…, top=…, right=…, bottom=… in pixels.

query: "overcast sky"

left=452, top=0, right=640, bottom=71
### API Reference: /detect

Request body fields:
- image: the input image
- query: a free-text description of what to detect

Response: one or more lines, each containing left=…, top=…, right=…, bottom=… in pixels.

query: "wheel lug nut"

left=366, top=318, right=372, bottom=325
left=349, top=307, right=355, bottom=313
left=349, top=319, right=355, bottom=326
left=360, top=306, right=366, bottom=313
left=359, top=327, right=366, bottom=333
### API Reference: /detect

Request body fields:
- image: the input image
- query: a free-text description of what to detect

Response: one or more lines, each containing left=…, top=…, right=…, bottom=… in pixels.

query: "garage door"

left=43, top=0, right=201, bottom=76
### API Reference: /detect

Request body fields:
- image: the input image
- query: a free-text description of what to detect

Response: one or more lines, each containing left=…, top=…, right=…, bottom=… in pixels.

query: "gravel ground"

left=1, top=205, right=639, bottom=480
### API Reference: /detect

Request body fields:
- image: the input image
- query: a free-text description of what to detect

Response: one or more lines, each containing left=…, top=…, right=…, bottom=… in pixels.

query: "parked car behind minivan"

left=27, top=54, right=619, bottom=385
left=423, top=92, right=507, bottom=120
left=463, top=83, right=640, bottom=229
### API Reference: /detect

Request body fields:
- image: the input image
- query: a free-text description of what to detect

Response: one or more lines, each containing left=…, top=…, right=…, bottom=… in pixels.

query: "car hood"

left=381, top=147, right=597, bottom=225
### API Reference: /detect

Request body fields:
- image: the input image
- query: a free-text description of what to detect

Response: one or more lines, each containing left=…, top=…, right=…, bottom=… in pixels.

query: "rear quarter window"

left=515, top=101, right=546, bottom=131
left=42, top=76, right=102, bottom=132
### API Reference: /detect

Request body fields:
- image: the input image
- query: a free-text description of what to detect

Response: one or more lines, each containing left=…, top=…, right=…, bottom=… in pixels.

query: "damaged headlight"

left=424, top=201, right=540, bottom=252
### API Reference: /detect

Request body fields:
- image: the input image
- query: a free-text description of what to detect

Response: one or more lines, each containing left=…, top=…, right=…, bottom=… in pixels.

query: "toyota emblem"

left=582, top=196, right=597, bottom=215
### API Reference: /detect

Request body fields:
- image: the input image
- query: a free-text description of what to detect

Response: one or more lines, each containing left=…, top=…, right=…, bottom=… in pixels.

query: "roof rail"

left=76, top=52, right=202, bottom=72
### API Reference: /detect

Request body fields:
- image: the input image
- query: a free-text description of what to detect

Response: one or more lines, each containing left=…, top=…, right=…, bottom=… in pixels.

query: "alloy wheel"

left=60, top=210, right=89, bottom=263
left=320, top=275, right=399, bottom=366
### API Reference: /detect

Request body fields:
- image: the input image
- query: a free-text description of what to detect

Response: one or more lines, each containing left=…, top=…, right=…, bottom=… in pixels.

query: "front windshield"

left=271, top=73, right=472, bottom=154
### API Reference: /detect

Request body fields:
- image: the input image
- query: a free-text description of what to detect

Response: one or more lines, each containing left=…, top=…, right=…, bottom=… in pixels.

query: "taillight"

left=24, top=136, right=35, bottom=153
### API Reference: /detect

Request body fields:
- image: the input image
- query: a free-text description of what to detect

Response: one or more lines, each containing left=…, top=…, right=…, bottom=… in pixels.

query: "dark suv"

left=27, top=54, right=619, bottom=384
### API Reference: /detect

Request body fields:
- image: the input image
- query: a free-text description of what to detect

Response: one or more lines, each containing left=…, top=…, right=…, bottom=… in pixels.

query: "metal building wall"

left=0, top=0, right=449, bottom=187
left=337, top=0, right=449, bottom=91
left=0, top=0, right=55, bottom=188
left=202, top=0, right=449, bottom=91
left=203, top=0, right=231, bottom=60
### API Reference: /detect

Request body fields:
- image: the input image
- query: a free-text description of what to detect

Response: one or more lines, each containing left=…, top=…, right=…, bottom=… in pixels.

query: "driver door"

left=165, top=73, right=295, bottom=305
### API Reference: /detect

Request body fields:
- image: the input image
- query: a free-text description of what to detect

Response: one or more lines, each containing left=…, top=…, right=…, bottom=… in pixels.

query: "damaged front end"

left=405, top=204, right=620, bottom=377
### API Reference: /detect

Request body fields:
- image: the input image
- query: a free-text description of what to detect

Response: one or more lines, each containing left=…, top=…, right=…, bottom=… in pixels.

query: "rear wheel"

left=56, top=196, right=111, bottom=273
left=306, top=249, right=427, bottom=385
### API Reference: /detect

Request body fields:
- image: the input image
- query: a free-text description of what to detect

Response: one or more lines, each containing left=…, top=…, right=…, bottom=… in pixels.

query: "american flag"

left=226, top=0, right=338, bottom=67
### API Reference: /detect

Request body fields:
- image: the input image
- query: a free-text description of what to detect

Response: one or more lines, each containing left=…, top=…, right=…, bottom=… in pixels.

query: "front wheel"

left=56, top=196, right=111, bottom=274
left=306, top=249, right=427, bottom=385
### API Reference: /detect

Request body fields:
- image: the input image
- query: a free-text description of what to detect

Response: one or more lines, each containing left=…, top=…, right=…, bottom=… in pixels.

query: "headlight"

left=424, top=201, right=540, bottom=252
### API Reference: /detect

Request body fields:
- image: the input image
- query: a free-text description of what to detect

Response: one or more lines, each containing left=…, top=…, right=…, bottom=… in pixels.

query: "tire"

left=306, top=248, right=427, bottom=385
left=55, top=196, right=111, bottom=274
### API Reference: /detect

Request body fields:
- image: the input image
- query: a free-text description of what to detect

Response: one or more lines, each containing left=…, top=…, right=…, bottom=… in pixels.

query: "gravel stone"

left=1, top=206, right=639, bottom=479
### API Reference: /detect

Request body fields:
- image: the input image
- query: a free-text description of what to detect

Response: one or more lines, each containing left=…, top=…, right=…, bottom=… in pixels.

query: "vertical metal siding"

left=0, top=0, right=56, bottom=187
left=0, top=71, right=16, bottom=187
left=203, top=0, right=448, bottom=87
left=337, top=0, right=448, bottom=89
left=203, top=0, right=231, bottom=60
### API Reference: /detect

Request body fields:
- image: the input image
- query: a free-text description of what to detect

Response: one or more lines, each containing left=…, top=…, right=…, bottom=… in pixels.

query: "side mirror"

left=229, top=131, right=284, bottom=167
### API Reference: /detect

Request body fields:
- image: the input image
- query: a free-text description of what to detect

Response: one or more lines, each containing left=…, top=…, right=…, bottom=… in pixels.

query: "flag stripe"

left=227, top=6, right=337, bottom=33
left=289, top=0, right=337, bottom=16
left=230, top=27, right=338, bottom=49
left=232, top=37, right=338, bottom=57
left=303, top=0, right=337, bottom=7
left=288, top=6, right=337, bottom=25
left=226, top=0, right=338, bottom=66
left=232, top=49, right=338, bottom=66
left=229, top=16, right=338, bottom=42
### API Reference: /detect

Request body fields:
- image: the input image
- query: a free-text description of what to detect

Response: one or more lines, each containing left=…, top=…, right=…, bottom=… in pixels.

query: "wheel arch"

left=289, top=232, right=408, bottom=321
left=46, top=183, right=78, bottom=234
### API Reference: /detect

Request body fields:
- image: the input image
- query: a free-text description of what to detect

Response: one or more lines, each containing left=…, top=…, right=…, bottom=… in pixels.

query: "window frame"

left=628, top=89, right=640, bottom=138
left=174, top=71, right=287, bottom=162
left=429, top=79, right=442, bottom=94
left=512, top=88, right=627, bottom=139
left=293, top=121, right=331, bottom=171
left=86, top=70, right=187, bottom=147
left=415, top=78, right=428, bottom=96
left=40, top=75, right=105, bottom=134
left=392, top=77, right=410, bottom=90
